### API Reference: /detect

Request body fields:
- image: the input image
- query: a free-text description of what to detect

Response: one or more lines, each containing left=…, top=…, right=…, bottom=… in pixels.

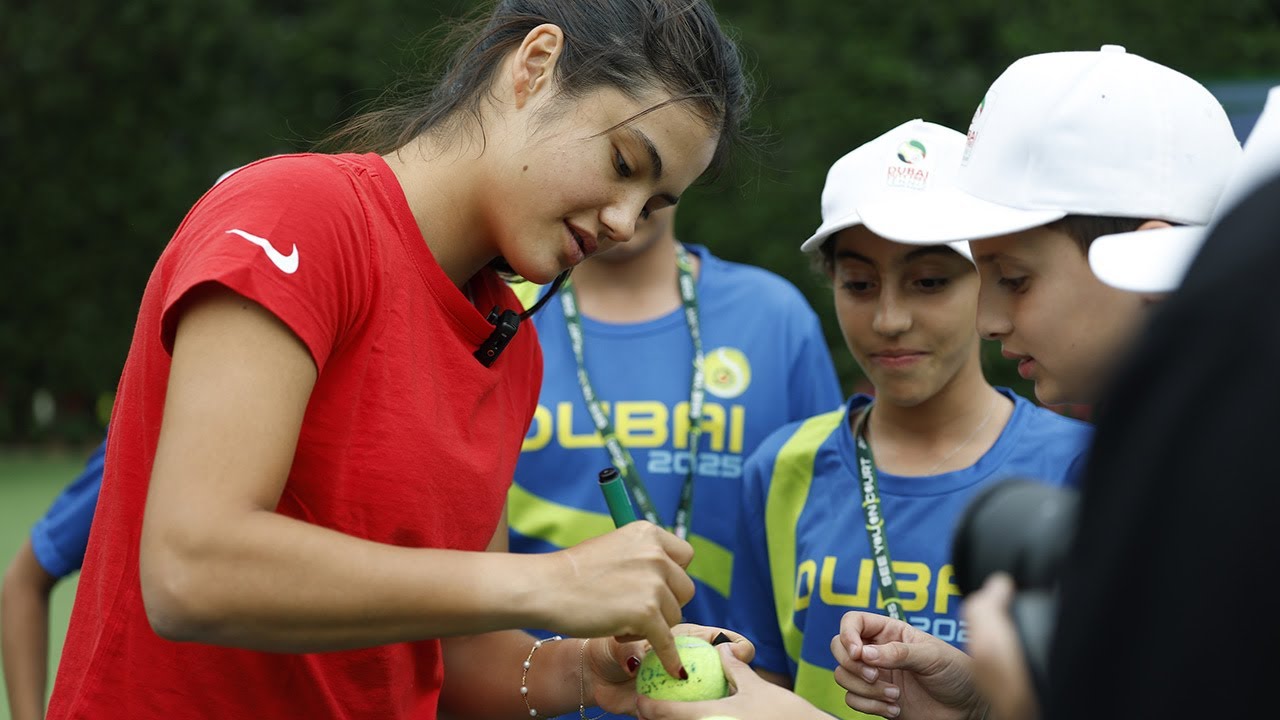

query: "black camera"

left=951, top=477, right=1079, bottom=707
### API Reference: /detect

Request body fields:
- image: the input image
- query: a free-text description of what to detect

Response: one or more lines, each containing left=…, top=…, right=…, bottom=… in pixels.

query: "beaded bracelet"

left=521, top=635, right=563, bottom=718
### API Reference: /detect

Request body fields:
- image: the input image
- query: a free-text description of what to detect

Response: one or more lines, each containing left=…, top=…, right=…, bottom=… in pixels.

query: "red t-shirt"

left=48, top=153, right=542, bottom=719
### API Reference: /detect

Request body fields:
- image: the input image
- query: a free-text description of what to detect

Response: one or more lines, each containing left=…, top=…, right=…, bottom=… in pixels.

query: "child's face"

left=970, top=226, right=1150, bottom=406
left=830, top=226, right=981, bottom=408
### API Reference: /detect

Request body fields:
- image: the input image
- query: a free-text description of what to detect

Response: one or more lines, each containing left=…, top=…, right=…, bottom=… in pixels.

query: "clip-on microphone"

left=474, top=270, right=571, bottom=367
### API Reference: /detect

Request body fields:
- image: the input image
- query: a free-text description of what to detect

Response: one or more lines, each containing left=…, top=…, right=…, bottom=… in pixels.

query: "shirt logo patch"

left=226, top=228, right=298, bottom=274
left=704, top=347, right=752, bottom=399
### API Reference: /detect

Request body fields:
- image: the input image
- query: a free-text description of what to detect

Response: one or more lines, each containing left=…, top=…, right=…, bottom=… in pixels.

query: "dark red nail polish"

left=679, top=666, right=689, bottom=680
left=626, top=656, right=641, bottom=673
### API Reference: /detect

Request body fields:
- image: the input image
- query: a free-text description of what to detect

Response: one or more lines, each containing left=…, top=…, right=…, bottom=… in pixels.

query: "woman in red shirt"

left=48, top=2, right=753, bottom=718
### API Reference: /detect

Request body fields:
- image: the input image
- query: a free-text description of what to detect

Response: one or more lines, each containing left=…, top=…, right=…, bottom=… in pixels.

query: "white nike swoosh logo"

left=226, top=228, right=299, bottom=274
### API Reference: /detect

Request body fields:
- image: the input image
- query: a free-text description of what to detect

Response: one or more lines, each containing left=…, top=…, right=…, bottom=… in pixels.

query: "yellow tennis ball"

left=635, top=636, right=728, bottom=701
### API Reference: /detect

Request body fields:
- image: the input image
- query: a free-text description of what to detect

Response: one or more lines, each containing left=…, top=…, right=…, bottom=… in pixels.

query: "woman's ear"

left=511, top=23, right=564, bottom=109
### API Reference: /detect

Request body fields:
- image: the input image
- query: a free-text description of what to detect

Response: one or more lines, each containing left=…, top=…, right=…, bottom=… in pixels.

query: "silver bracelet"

left=578, top=638, right=606, bottom=720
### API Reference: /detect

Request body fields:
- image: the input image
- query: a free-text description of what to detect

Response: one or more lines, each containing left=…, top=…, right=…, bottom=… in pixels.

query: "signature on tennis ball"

left=635, top=636, right=728, bottom=701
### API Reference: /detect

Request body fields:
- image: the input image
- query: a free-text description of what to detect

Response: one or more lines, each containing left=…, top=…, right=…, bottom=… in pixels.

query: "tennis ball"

left=635, top=636, right=728, bottom=701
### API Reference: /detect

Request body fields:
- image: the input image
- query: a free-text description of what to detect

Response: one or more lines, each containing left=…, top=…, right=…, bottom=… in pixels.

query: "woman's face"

left=486, top=86, right=719, bottom=284
left=830, top=226, right=983, bottom=407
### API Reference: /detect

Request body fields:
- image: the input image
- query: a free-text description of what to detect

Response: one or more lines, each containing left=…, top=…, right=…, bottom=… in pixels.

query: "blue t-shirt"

left=509, top=245, right=841, bottom=678
left=31, top=437, right=106, bottom=579
left=730, top=390, right=1093, bottom=718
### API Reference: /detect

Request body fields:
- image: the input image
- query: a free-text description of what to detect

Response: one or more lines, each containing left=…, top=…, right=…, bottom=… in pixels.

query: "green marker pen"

left=598, top=467, right=638, bottom=527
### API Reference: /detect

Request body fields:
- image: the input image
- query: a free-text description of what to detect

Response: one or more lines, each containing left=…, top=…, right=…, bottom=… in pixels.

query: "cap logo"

left=962, top=96, right=986, bottom=166
left=886, top=138, right=931, bottom=190
left=896, top=140, right=927, bottom=164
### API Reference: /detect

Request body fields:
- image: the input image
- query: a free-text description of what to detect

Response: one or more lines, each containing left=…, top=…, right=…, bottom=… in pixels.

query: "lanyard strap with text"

left=852, top=405, right=906, bottom=621
left=560, top=244, right=705, bottom=540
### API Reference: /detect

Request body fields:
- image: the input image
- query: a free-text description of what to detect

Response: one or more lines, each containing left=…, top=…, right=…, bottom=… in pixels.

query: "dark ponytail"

left=322, top=0, right=751, bottom=181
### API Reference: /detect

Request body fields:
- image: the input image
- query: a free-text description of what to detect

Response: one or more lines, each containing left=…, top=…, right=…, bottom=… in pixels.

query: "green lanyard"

left=560, top=244, right=705, bottom=540
left=852, top=405, right=906, bottom=621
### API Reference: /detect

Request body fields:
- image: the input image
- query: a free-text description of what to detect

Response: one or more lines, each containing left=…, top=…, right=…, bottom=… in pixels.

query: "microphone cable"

left=474, top=269, right=571, bottom=367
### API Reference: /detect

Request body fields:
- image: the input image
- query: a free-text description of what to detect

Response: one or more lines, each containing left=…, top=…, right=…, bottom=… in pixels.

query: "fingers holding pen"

left=653, top=523, right=695, bottom=570
left=620, top=522, right=695, bottom=608
left=592, top=468, right=695, bottom=657
left=541, top=522, right=695, bottom=656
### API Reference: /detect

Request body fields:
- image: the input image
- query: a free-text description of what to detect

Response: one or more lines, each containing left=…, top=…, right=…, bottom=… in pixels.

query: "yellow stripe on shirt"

left=507, top=482, right=734, bottom=598
left=763, top=409, right=846, bottom=663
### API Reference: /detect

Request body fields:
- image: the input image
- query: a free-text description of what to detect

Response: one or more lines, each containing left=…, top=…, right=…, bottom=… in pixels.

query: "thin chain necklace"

left=914, top=392, right=999, bottom=476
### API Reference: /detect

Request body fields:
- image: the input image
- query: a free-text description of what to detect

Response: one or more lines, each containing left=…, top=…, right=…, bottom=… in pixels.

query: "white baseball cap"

left=860, top=45, right=1241, bottom=246
left=801, top=119, right=973, bottom=261
left=1090, top=84, right=1280, bottom=292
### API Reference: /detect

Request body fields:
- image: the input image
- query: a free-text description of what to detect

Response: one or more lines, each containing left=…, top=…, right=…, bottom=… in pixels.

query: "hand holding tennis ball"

left=636, top=636, right=728, bottom=701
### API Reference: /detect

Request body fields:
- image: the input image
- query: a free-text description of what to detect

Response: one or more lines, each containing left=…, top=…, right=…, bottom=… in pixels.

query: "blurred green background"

left=5, top=0, right=1280, bottom=447
left=2, top=1, right=1279, bottom=715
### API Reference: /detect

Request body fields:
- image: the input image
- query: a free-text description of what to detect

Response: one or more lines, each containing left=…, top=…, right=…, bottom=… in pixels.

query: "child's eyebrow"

left=834, top=249, right=875, bottom=265
left=903, top=246, right=961, bottom=263
left=836, top=246, right=964, bottom=268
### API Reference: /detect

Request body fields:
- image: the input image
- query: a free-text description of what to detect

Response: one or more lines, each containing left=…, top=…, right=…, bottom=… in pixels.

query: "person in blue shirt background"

left=508, top=204, right=842, bottom=720
left=2, top=435, right=105, bottom=720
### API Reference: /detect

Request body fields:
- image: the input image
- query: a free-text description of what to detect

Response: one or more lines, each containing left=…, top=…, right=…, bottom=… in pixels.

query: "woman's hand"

left=533, top=522, right=696, bottom=678
left=635, top=642, right=829, bottom=720
left=586, top=624, right=753, bottom=716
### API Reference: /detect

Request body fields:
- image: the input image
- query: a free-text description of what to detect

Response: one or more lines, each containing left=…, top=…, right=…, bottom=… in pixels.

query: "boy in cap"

left=860, top=45, right=1241, bottom=406
left=832, top=47, right=1247, bottom=720
left=1044, top=86, right=1280, bottom=720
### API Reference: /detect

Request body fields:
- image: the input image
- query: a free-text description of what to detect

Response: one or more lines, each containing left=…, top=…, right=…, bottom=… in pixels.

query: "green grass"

left=0, top=449, right=94, bottom=720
